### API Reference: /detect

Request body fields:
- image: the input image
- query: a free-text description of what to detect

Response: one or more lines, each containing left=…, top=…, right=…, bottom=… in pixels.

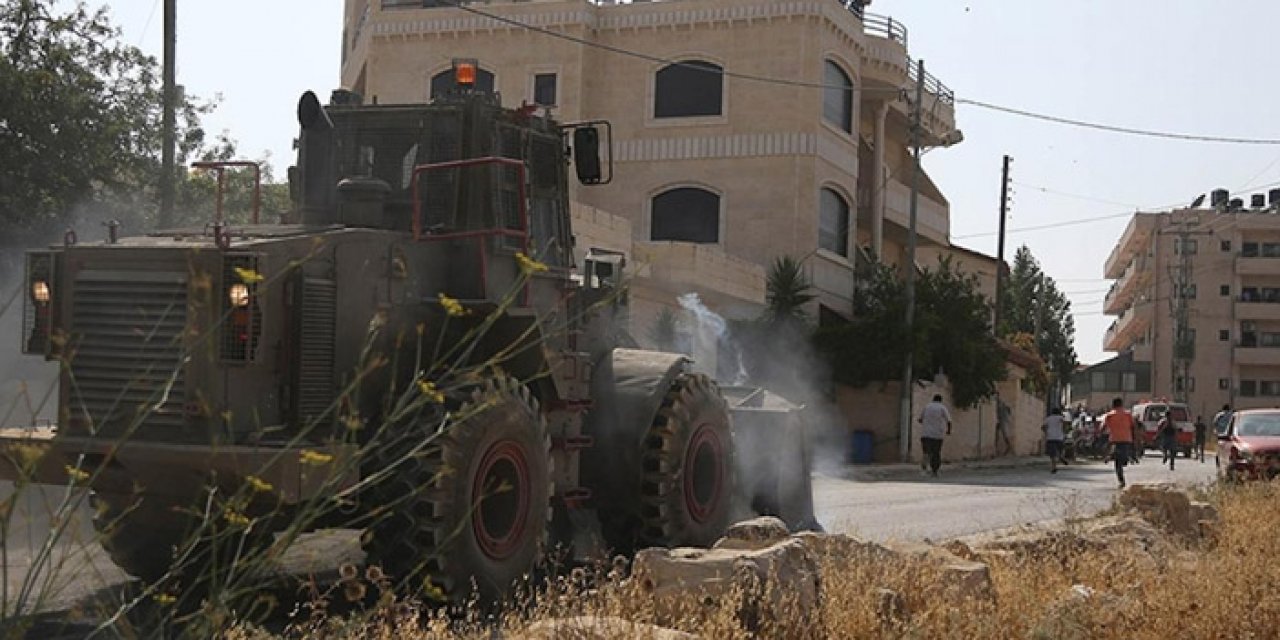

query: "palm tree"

left=763, top=256, right=816, bottom=326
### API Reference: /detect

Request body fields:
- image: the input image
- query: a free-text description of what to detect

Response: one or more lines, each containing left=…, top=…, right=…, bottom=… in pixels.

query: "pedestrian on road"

left=1042, top=407, right=1066, bottom=474
left=1213, top=404, right=1232, bottom=437
left=1158, top=411, right=1177, bottom=470
left=918, top=394, right=952, bottom=478
left=1194, top=415, right=1208, bottom=463
left=1102, top=397, right=1136, bottom=489
left=1213, top=404, right=1232, bottom=469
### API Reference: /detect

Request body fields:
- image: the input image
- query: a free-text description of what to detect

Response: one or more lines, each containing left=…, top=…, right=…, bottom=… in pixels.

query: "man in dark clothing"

left=1158, top=411, right=1177, bottom=470
left=1194, top=415, right=1208, bottom=463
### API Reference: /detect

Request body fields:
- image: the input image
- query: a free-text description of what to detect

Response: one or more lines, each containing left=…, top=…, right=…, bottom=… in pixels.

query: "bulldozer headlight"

left=228, top=283, right=250, bottom=308
left=31, top=280, right=50, bottom=304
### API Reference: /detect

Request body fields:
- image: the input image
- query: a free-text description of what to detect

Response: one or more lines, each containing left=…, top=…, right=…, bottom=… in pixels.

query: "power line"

left=1011, top=181, right=1142, bottom=209
left=437, top=0, right=1280, bottom=147
left=954, top=210, right=1135, bottom=239
left=958, top=98, right=1280, bottom=145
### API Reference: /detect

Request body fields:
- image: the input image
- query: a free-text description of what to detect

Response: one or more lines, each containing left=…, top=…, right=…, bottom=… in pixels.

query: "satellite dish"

left=1190, top=193, right=1206, bottom=209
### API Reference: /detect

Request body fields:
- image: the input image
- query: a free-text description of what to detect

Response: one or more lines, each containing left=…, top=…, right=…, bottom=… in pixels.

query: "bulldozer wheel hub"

left=472, top=439, right=531, bottom=560
left=684, top=422, right=725, bottom=524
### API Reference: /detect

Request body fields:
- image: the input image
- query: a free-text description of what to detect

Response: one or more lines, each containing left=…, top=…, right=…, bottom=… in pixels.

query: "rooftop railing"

left=861, top=12, right=907, bottom=45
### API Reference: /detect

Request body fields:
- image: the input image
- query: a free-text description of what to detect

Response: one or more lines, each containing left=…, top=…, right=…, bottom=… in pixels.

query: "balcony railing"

left=862, top=12, right=954, bottom=107
left=861, top=11, right=906, bottom=43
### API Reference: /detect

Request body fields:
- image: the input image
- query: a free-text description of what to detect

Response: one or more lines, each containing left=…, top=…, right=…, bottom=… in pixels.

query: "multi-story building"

left=1103, top=192, right=1280, bottom=418
left=339, top=0, right=960, bottom=328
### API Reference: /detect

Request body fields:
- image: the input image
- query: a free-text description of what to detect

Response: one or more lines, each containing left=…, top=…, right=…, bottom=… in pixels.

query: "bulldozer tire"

left=639, top=373, right=735, bottom=548
left=91, top=492, right=191, bottom=583
left=362, top=376, right=551, bottom=604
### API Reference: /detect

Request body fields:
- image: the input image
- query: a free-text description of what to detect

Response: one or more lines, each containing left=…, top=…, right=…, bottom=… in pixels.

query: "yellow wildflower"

left=515, top=252, right=549, bottom=274
left=154, top=593, right=177, bottom=606
left=422, top=579, right=448, bottom=602
left=223, top=508, right=251, bottom=527
left=299, top=449, right=334, bottom=466
left=417, top=380, right=446, bottom=404
left=233, top=266, right=265, bottom=284
left=245, top=475, right=273, bottom=493
left=437, top=292, right=467, bottom=317
left=65, top=465, right=90, bottom=483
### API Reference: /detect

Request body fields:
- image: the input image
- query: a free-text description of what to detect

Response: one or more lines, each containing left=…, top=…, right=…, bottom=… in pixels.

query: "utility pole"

left=993, top=155, right=1011, bottom=334
left=159, top=0, right=176, bottom=229
left=1165, top=212, right=1211, bottom=403
left=898, top=60, right=925, bottom=463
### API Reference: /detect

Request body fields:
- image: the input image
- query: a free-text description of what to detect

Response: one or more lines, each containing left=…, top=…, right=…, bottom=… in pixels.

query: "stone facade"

left=1103, top=202, right=1280, bottom=418
left=340, top=0, right=959, bottom=318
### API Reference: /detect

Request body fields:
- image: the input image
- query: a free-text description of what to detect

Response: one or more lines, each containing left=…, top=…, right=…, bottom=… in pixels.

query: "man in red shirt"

left=1102, top=397, right=1137, bottom=488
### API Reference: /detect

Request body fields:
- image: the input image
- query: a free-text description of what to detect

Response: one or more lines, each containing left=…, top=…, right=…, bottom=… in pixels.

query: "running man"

left=1101, top=397, right=1137, bottom=489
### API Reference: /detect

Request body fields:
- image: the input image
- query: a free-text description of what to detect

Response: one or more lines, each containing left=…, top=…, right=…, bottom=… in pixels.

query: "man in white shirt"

left=1042, top=407, right=1066, bottom=474
left=918, top=394, right=952, bottom=477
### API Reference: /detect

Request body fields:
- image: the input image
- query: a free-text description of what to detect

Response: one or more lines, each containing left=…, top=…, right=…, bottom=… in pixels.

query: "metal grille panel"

left=297, top=278, right=336, bottom=426
left=69, top=270, right=187, bottom=431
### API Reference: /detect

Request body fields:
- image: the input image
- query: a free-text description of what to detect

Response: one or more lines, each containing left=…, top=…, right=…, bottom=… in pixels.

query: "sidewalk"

left=836, top=455, right=1049, bottom=481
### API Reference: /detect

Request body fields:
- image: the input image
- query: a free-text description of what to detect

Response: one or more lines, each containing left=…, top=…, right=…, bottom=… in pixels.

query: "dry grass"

left=220, top=481, right=1280, bottom=639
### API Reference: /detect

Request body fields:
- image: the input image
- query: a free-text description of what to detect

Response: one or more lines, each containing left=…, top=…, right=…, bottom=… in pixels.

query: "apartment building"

left=1103, top=191, right=1280, bottom=418
left=338, top=0, right=960, bottom=328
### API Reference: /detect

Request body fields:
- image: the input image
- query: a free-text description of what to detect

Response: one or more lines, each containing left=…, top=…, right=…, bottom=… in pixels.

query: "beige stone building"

left=340, top=0, right=960, bottom=332
left=1103, top=196, right=1280, bottom=418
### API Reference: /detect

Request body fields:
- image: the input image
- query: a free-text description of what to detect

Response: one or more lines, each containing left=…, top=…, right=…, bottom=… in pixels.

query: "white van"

left=1130, top=401, right=1194, bottom=457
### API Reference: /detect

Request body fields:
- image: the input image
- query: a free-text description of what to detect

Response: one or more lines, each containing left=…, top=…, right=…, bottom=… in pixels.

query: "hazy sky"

left=95, top=0, right=1280, bottom=365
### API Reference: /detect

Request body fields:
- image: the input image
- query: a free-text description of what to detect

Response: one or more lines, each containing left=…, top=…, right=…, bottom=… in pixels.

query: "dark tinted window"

left=654, top=61, right=723, bottom=118
left=819, top=188, right=850, bottom=256
left=652, top=187, right=719, bottom=243
left=430, top=67, right=495, bottom=100
left=823, top=61, right=854, bottom=132
left=534, top=73, right=557, bottom=106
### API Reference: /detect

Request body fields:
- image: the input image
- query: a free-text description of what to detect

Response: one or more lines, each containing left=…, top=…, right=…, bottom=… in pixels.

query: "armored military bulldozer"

left=1, top=60, right=816, bottom=603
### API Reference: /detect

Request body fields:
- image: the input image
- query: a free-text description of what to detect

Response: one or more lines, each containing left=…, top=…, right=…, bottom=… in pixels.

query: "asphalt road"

left=813, top=449, right=1219, bottom=542
left=1, top=450, right=1219, bottom=625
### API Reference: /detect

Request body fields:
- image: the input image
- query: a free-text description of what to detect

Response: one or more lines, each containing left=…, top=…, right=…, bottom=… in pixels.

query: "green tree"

left=815, top=256, right=1006, bottom=408
left=999, top=246, right=1078, bottom=394
left=0, top=0, right=284, bottom=250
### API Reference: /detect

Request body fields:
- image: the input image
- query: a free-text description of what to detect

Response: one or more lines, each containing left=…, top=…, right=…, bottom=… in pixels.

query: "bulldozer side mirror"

left=573, top=127, right=602, bottom=185
left=563, top=120, right=612, bottom=186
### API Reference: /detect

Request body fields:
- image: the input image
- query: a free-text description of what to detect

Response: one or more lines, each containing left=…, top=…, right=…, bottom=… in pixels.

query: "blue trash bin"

left=851, top=430, right=874, bottom=465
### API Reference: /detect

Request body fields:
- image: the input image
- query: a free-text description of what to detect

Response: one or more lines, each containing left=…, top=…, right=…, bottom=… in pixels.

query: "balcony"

left=1235, top=345, right=1280, bottom=367
left=1103, top=255, right=1149, bottom=314
left=884, top=178, right=948, bottom=245
left=1238, top=256, right=1280, bottom=276
left=1237, top=298, right=1280, bottom=322
left=805, top=250, right=855, bottom=317
left=1103, top=299, right=1153, bottom=352
left=859, top=12, right=956, bottom=141
left=1104, top=215, right=1156, bottom=278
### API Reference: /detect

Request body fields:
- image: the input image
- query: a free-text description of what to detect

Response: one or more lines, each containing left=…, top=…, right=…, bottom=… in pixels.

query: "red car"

left=1218, top=409, right=1280, bottom=481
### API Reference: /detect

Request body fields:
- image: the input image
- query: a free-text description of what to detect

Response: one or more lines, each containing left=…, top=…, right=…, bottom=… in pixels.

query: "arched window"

left=651, top=187, right=720, bottom=243
left=654, top=60, right=723, bottom=118
left=823, top=60, right=854, bottom=133
left=819, top=188, right=850, bottom=256
left=430, top=67, right=495, bottom=100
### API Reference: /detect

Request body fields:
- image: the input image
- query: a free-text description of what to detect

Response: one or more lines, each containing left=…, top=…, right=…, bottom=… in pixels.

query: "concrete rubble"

left=594, top=483, right=1217, bottom=635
